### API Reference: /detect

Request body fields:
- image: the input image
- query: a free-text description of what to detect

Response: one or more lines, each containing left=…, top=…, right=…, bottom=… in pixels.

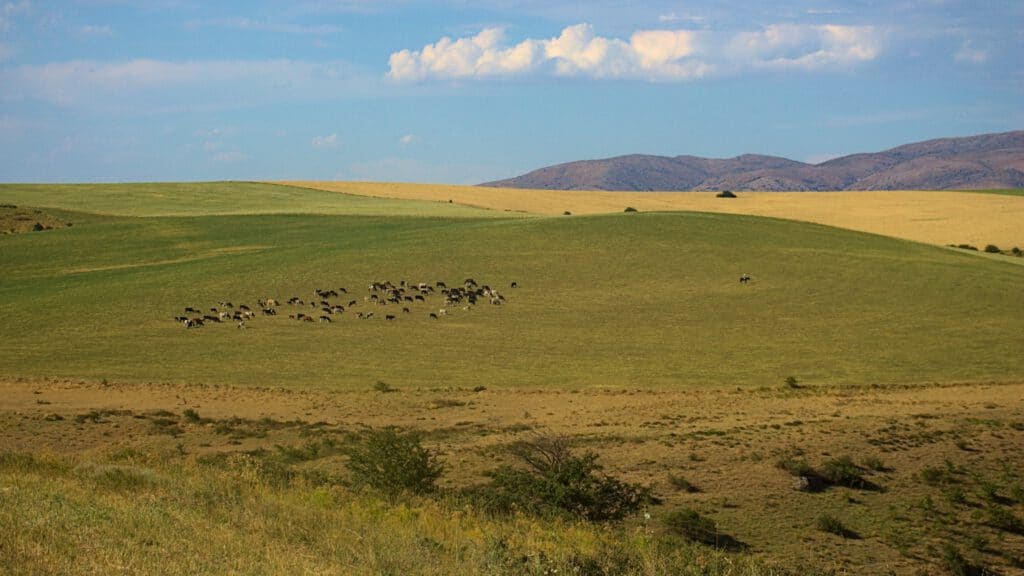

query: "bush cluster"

left=477, top=435, right=654, bottom=522
left=344, top=427, right=443, bottom=497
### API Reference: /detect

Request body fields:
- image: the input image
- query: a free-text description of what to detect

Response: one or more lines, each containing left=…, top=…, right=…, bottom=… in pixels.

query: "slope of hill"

left=482, top=131, right=1024, bottom=191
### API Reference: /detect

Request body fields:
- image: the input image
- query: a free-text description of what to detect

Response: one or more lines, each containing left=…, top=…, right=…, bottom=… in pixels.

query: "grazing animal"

left=740, top=274, right=751, bottom=284
left=429, top=313, right=438, bottom=319
left=319, top=315, right=331, bottom=323
left=511, top=281, right=517, bottom=288
left=385, top=314, right=395, bottom=321
left=237, top=320, right=246, bottom=329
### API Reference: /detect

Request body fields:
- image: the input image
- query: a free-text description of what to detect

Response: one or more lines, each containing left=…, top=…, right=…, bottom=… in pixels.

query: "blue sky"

left=0, top=0, right=1020, bottom=184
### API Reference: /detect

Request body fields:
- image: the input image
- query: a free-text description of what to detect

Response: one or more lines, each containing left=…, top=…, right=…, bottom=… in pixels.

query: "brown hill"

left=481, top=131, right=1024, bottom=191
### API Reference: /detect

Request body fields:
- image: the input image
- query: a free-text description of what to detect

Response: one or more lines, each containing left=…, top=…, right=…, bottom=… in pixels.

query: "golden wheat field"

left=282, top=181, right=1024, bottom=251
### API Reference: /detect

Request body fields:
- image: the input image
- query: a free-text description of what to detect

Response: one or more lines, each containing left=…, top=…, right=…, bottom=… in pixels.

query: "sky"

left=0, top=1, right=1020, bottom=184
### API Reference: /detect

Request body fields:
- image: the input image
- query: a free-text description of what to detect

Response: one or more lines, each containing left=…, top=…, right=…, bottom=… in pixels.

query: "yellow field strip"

left=281, top=181, right=1024, bottom=250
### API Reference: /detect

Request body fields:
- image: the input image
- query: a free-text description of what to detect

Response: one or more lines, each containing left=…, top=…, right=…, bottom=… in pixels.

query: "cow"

left=319, top=315, right=332, bottom=323
left=740, top=274, right=752, bottom=284
left=511, top=281, right=518, bottom=288
left=429, top=313, right=438, bottom=319
left=385, top=314, right=396, bottom=321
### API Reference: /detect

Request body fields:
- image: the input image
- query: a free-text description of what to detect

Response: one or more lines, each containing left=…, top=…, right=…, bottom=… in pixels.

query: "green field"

left=1, top=182, right=1021, bottom=390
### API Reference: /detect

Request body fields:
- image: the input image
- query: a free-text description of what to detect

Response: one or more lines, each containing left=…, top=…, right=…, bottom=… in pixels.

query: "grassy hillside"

left=0, top=182, right=502, bottom=218
left=1, top=183, right=1021, bottom=389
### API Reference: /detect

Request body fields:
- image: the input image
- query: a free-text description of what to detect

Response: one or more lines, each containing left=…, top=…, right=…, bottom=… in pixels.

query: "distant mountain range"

left=481, top=131, right=1024, bottom=191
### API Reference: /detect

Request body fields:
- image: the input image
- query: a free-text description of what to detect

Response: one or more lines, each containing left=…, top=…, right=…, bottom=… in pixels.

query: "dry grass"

left=4, top=377, right=1023, bottom=574
left=282, top=181, right=1024, bottom=250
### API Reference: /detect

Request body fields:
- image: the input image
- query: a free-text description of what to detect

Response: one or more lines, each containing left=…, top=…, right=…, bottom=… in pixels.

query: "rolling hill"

left=481, top=130, right=1024, bottom=191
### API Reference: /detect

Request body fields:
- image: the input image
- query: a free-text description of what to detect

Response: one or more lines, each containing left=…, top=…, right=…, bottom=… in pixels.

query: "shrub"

left=624, top=207, right=638, bottom=213
left=1012, top=246, right=1022, bottom=256
left=479, top=435, right=653, bottom=522
left=344, top=427, right=443, bottom=497
left=983, top=244, right=1001, bottom=253
left=667, top=473, right=700, bottom=493
left=716, top=190, right=737, bottom=198
left=776, top=456, right=813, bottom=477
left=987, top=505, right=1023, bottom=534
left=816, top=514, right=857, bottom=538
left=941, top=543, right=970, bottom=576
left=32, top=222, right=44, bottom=231
left=861, top=456, right=886, bottom=471
left=665, top=508, right=718, bottom=545
left=183, top=408, right=202, bottom=423
left=820, top=455, right=867, bottom=489
left=784, top=376, right=799, bottom=389
left=563, top=210, right=572, bottom=216
left=921, top=466, right=950, bottom=486
left=374, top=380, right=396, bottom=393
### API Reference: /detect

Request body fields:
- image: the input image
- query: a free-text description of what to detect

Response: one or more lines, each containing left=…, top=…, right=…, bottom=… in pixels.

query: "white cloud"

left=727, top=24, right=881, bottom=70
left=187, top=17, right=343, bottom=36
left=398, top=134, right=418, bottom=146
left=79, top=24, right=113, bottom=37
left=389, top=22, right=882, bottom=82
left=213, top=150, right=248, bottom=163
left=954, top=40, right=988, bottom=64
left=311, top=133, right=339, bottom=148
left=0, top=1, right=31, bottom=32
left=388, top=24, right=707, bottom=82
left=0, top=58, right=369, bottom=110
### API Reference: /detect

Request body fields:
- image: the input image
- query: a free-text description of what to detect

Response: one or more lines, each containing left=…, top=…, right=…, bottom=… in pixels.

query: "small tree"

left=480, top=435, right=653, bottom=521
left=623, top=207, right=638, bottom=213
left=344, top=427, right=443, bottom=497
left=984, top=244, right=1001, bottom=254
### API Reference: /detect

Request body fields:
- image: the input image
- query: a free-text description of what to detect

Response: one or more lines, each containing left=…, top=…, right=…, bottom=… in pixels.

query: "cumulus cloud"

left=727, top=24, right=880, bottom=70
left=311, top=133, right=338, bottom=148
left=389, top=22, right=882, bottom=82
left=398, top=134, right=418, bottom=146
left=389, top=24, right=707, bottom=81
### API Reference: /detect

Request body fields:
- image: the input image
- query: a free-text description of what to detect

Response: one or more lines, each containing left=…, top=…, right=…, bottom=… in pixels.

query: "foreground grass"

left=0, top=450, right=793, bottom=576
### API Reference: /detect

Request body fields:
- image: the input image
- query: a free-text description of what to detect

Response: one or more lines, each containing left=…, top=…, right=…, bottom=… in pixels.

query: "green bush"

left=776, top=456, right=813, bottom=477
left=983, top=244, right=1001, bottom=254
left=344, top=427, right=443, bottom=497
left=478, top=435, right=653, bottom=522
left=816, top=514, right=849, bottom=537
left=624, top=207, right=638, bottom=213
left=665, top=508, right=718, bottom=545
left=820, top=455, right=866, bottom=489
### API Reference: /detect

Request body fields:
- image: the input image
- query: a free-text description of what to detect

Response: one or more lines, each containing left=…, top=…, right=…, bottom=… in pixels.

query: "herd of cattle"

left=174, top=278, right=514, bottom=329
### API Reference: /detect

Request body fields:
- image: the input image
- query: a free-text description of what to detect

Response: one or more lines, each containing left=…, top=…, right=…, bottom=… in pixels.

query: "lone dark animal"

left=385, top=314, right=396, bottom=321
left=429, top=313, right=438, bottom=319
left=511, top=281, right=518, bottom=288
